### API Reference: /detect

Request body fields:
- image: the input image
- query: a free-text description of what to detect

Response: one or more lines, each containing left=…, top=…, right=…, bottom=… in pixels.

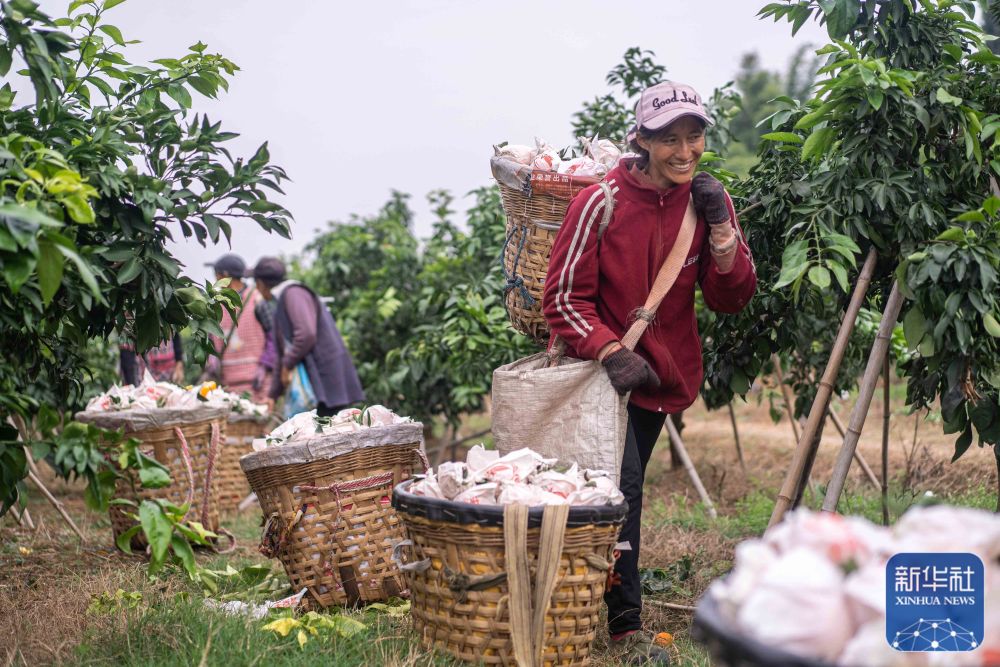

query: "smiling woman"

left=540, top=79, right=759, bottom=665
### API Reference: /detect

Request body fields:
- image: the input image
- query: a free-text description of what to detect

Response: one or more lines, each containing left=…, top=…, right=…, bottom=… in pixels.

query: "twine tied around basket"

left=172, top=427, right=197, bottom=520
left=172, top=421, right=220, bottom=527
left=500, top=223, right=536, bottom=313
left=173, top=422, right=232, bottom=551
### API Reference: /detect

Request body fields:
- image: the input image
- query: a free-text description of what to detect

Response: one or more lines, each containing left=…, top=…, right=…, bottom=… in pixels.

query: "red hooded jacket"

left=541, top=160, right=757, bottom=414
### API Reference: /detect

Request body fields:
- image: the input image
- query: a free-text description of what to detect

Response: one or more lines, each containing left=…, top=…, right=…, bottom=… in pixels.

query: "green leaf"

left=139, top=501, right=172, bottom=564
left=866, top=89, right=884, bottom=111
left=187, top=75, right=217, bottom=98
left=808, top=265, right=831, bottom=289
left=935, top=87, right=963, bottom=106
left=166, top=84, right=192, bottom=109
left=801, top=127, right=837, bottom=161
left=760, top=132, right=804, bottom=144
left=828, top=261, right=849, bottom=292
left=137, top=463, right=171, bottom=489
left=951, top=426, right=973, bottom=462
left=37, top=241, right=65, bottom=306
left=0, top=203, right=63, bottom=229
left=62, top=194, right=95, bottom=224
left=935, top=227, right=965, bottom=242
left=117, top=257, right=142, bottom=285
left=170, top=534, right=198, bottom=579
left=0, top=45, right=11, bottom=77
left=730, top=369, right=750, bottom=395
left=115, top=525, right=142, bottom=554
left=773, top=259, right=809, bottom=290
left=55, top=244, right=104, bottom=302
left=103, top=0, right=128, bottom=9
left=98, top=25, right=125, bottom=46
left=3, top=254, right=36, bottom=294
left=984, top=313, right=1000, bottom=338
left=903, top=307, right=927, bottom=350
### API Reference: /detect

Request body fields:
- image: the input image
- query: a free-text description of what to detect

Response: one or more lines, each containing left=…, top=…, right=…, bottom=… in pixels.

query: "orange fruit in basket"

left=653, top=632, right=673, bottom=648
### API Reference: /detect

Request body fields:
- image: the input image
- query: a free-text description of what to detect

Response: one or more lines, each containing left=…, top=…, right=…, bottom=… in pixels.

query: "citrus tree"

left=701, top=0, right=1000, bottom=499
left=0, top=0, right=292, bottom=515
left=297, top=187, right=532, bottom=431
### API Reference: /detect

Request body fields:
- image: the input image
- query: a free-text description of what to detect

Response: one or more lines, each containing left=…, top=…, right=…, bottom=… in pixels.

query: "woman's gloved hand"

left=690, top=172, right=731, bottom=225
left=602, top=348, right=661, bottom=396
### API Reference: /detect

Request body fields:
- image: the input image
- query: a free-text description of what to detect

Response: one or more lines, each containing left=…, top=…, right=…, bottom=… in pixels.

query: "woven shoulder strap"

left=620, top=196, right=697, bottom=351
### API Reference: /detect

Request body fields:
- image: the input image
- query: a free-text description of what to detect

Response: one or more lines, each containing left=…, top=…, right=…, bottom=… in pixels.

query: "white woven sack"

left=491, top=351, right=628, bottom=485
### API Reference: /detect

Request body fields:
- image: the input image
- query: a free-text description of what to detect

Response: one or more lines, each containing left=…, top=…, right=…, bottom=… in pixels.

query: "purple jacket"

left=268, top=283, right=365, bottom=408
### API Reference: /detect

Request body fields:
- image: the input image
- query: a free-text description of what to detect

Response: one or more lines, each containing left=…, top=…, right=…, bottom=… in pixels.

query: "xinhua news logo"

left=886, top=553, right=985, bottom=652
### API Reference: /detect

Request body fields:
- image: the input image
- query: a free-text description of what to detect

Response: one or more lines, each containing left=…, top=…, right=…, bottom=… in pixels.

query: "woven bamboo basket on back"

left=216, top=415, right=271, bottom=512
left=77, top=406, right=229, bottom=550
left=392, top=480, right=627, bottom=666
left=492, top=156, right=604, bottom=343
left=240, top=422, right=427, bottom=609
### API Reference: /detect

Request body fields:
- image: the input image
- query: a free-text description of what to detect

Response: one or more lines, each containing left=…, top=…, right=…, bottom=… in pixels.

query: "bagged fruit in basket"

left=494, top=143, right=534, bottom=165
left=531, top=137, right=561, bottom=172
left=437, top=461, right=473, bottom=499
left=408, top=446, right=623, bottom=507
left=583, top=135, right=623, bottom=169
left=453, top=482, right=500, bottom=505
left=557, top=156, right=606, bottom=177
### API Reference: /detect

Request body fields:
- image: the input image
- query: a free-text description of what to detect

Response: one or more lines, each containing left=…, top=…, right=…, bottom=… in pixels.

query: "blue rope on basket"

left=500, top=223, right=536, bottom=313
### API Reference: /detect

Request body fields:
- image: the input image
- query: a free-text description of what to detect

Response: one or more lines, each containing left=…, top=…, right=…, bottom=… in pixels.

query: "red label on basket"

left=529, top=170, right=601, bottom=199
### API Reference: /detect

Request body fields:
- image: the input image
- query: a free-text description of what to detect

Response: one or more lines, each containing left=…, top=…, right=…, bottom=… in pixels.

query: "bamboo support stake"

left=9, top=505, right=36, bottom=530
left=665, top=416, right=717, bottom=519
left=822, top=281, right=905, bottom=513
left=773, top=355, right=801, bottom=443
left=26, top=470, right=86, bottom=542
left=645, top=599, right=697, bottom=612
left=769, top=248, right=878, bottom=528
left=881, top=355, right=891, bottom=525
left=827, top=408, right=881, bottom=490
left=727, top=403, right=747, bottom=476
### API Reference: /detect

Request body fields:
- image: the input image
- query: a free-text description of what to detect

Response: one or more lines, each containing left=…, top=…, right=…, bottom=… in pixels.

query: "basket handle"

left=391, top=539, right=431, bottom=573
left=505, top=503, right=571, bottom=667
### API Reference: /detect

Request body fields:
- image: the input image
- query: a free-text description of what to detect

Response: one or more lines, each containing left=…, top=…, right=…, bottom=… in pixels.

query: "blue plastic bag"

left=283, top=363, right=316, bottom=418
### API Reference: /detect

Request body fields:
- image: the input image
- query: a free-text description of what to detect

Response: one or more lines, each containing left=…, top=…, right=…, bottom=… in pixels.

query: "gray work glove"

left=691, top=172, right=731, bottom=225
left=602, top=348, right=661, bottom=396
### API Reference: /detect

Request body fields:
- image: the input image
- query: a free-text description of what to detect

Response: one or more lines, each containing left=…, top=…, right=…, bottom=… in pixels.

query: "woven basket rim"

left=227, top=412, right=271, bottom=424
left=239, top=421, right=424, bottom=473
left=75, top=406, right=229, bottom=433
left=392, top=479, right=626, bottom=528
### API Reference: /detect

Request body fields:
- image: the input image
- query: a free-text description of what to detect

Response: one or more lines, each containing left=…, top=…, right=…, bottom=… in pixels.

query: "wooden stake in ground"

left=769, top=248, right=878, bottom=528
left=826, top=408, right=881, bottom=491
left=664, top=415, right=717, bottom=519
left=25, top=470, right=86, bottom=542
left=727, top=403, right=747, bottom=476
left=9, top=505, right=36, bottom=530
left=773, top=354, right=801, bottom=443
left=822, top=281, right=905, bottom=513
left=881, top=355, right=891, bottom=525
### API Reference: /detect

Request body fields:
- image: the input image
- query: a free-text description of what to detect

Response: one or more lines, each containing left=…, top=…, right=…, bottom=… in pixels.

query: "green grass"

left=75, top=597, right=460, bottom=667
left=645, top=487, right=776, bottom=539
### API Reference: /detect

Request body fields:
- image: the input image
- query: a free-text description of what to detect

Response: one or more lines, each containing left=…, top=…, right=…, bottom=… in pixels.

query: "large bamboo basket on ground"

left=76, top=406, right=229, bottom=550
left=392, top=480, right=627, bottom=666
left=240, top=422, right=427, bottom=609
left=491, top=156, right=604, bottom=343
left=217, top=414, right=272, bottom=512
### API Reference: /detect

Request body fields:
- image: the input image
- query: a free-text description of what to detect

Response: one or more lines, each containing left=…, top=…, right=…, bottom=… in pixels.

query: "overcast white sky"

left=38, top=0, right=828, bottom=282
